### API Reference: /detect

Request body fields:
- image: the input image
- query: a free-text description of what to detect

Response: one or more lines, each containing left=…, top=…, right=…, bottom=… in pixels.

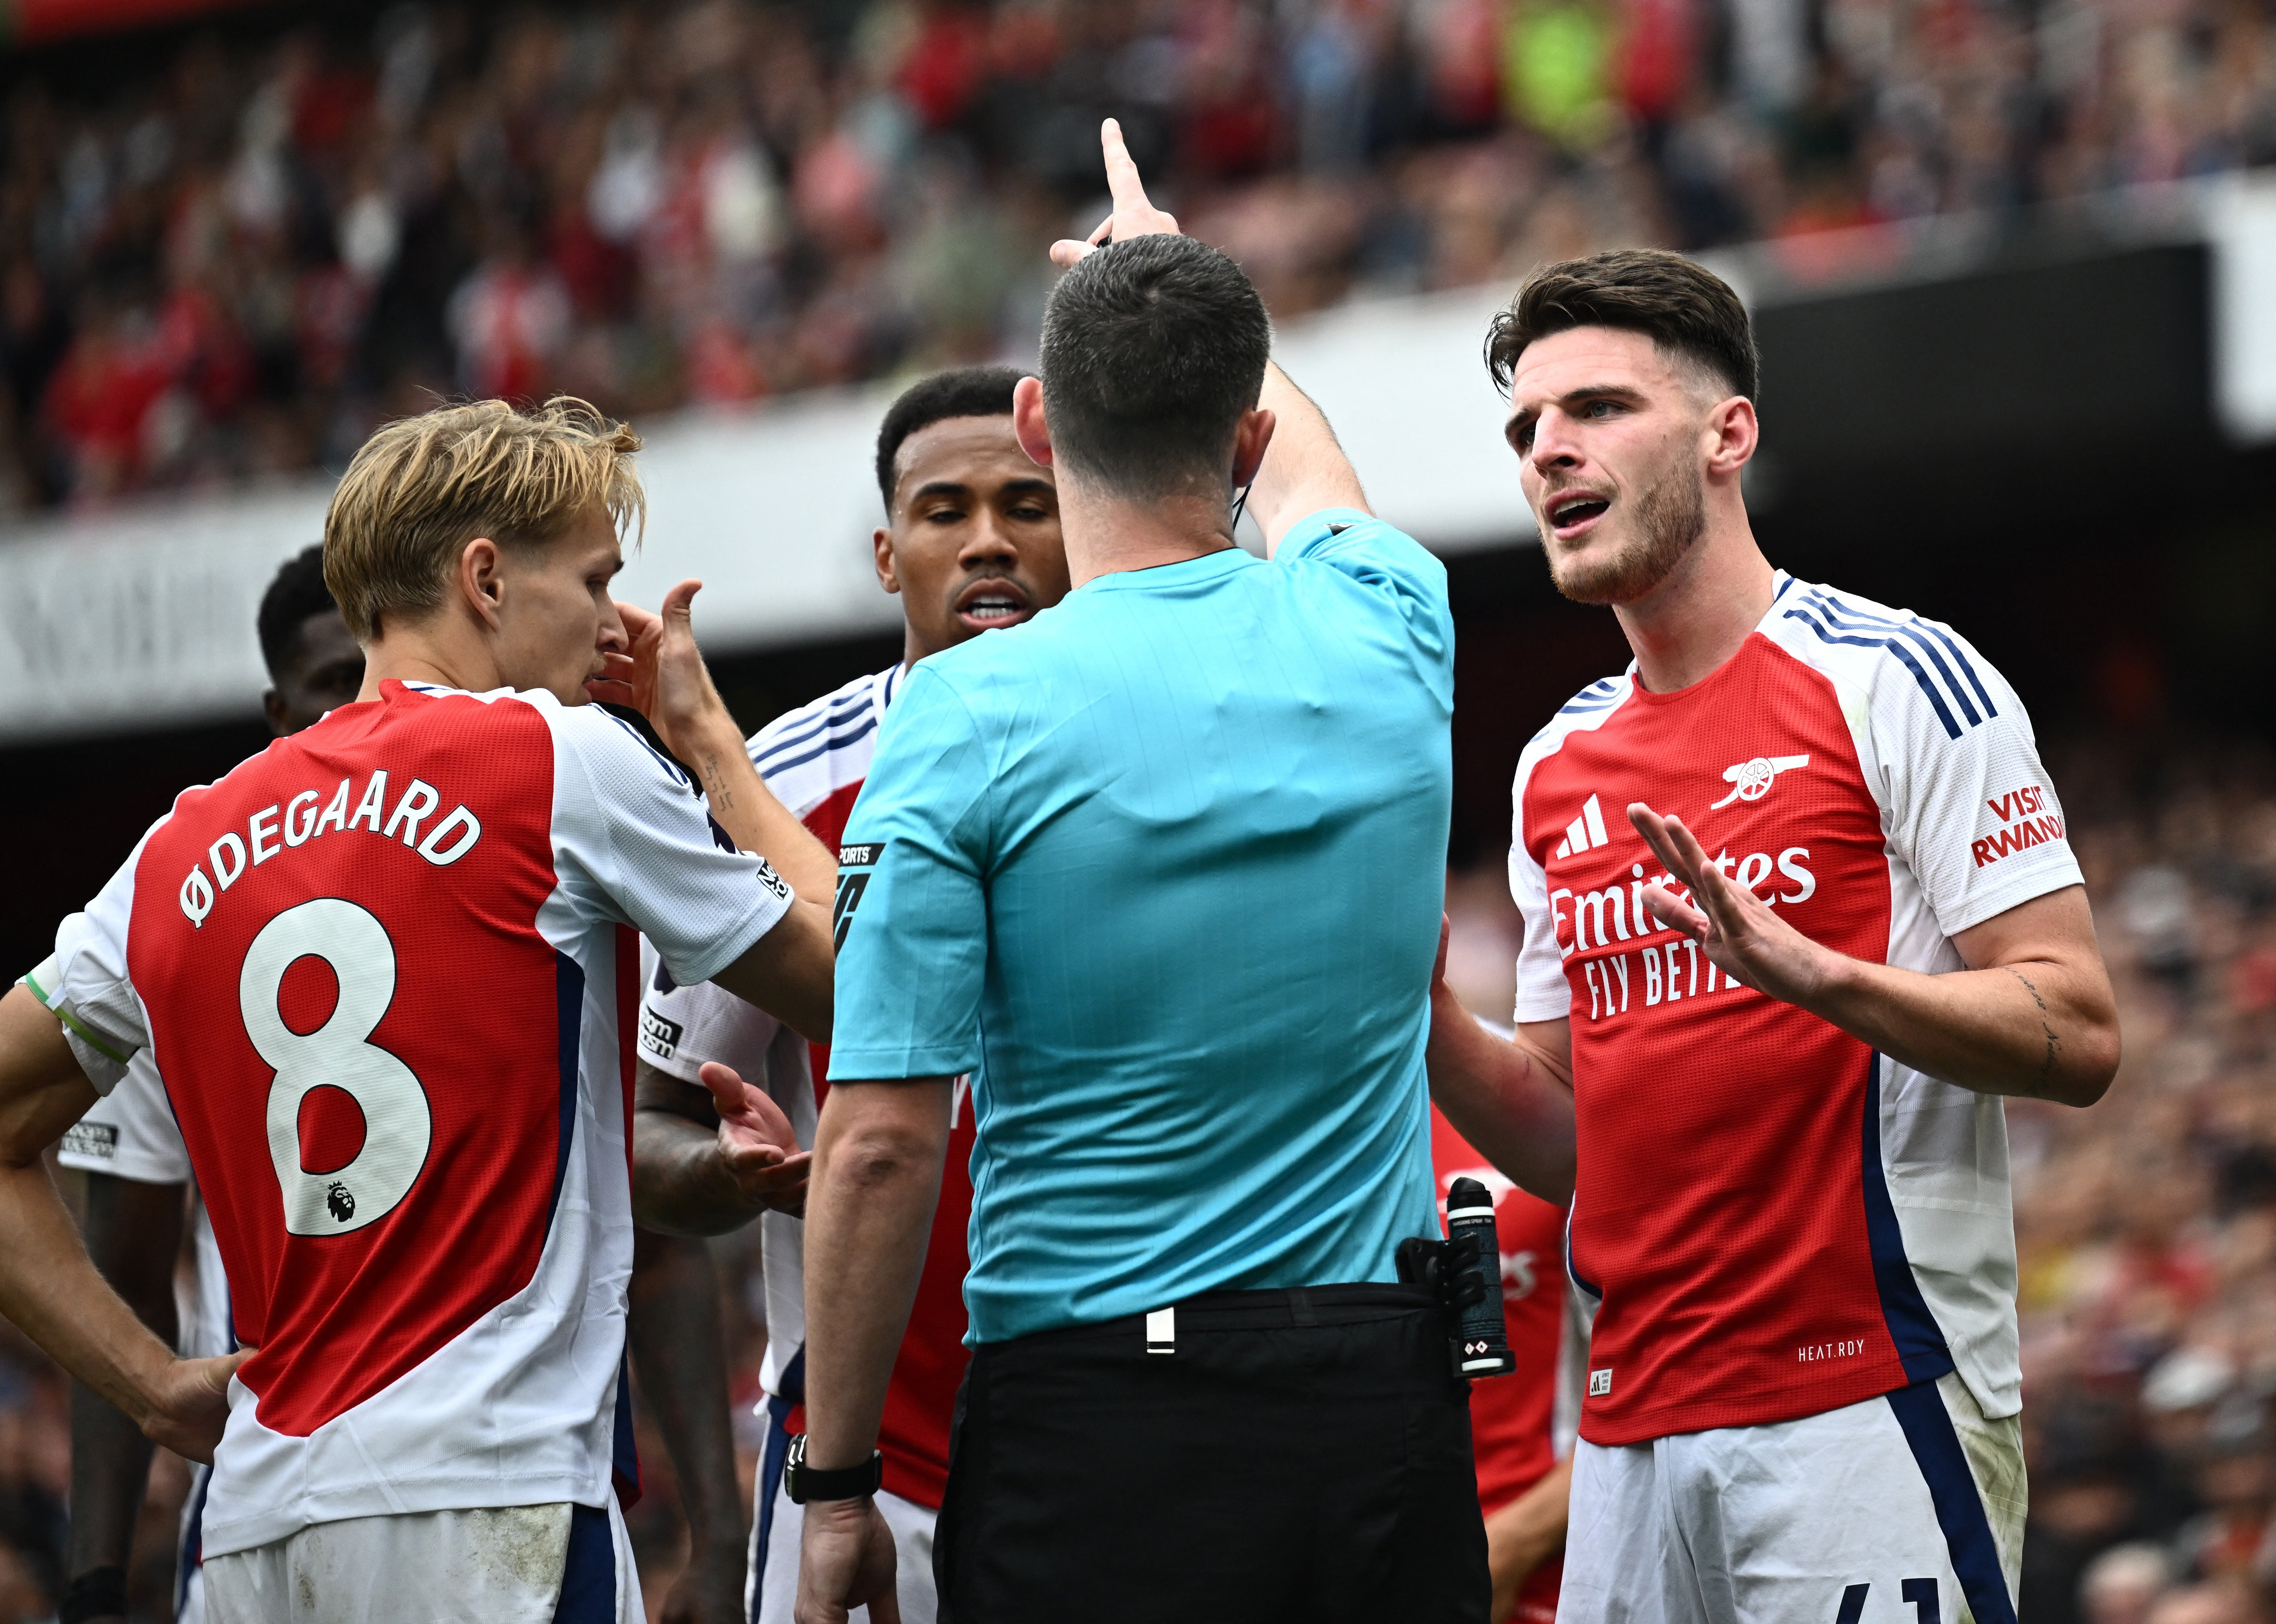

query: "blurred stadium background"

left=2, top=0, right=2276, bottom=1617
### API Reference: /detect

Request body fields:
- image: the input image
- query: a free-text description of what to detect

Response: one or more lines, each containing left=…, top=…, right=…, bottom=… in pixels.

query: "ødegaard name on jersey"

left=178, top=768, right=481, bottom=929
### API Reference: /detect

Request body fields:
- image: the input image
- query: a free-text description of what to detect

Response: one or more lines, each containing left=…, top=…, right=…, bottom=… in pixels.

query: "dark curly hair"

left=1487, top=249, right=1759, bottom=405
left=873, top=365, right=1033, bottom=513
left=256, top=544, right=343, bottom=680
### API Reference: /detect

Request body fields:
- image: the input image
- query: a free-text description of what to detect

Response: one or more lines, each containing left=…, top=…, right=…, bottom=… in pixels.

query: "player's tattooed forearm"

left=2005, top=967, right=2062, bottom=1080
left=698, top=751, right=737, bottom=813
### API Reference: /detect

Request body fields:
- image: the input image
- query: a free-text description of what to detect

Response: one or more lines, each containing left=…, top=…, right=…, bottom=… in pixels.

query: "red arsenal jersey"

left=31, top=681, right=792, bottom=1556
left=635, top=665, right=973, bottom=1510
left=1509, top=578, right=2081, bottom=1446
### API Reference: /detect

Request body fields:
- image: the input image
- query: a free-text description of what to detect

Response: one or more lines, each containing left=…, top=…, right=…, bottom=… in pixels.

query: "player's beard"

left=1546, top=460, right=1707, bottom=607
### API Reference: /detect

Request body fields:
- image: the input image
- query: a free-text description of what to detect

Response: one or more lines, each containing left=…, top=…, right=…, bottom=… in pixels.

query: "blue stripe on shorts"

left=553, top=1503, right=615, bottom=1623
left=1885, top=1380, right=2017, bottom=1624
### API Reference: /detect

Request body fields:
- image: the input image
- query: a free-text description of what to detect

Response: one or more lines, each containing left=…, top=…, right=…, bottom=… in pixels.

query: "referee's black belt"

left=1009, top=1282, right=1435, bottom=1353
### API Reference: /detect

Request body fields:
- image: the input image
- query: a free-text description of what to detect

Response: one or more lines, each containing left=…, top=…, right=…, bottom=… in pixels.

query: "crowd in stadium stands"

left=0, top=745, right=2260, bottom=1617
left=3, top=0, right=2276, bottom=513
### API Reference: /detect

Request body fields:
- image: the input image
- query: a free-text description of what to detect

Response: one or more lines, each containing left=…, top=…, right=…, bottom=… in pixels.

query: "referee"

left=791, top=122, right=1481, bottom=1624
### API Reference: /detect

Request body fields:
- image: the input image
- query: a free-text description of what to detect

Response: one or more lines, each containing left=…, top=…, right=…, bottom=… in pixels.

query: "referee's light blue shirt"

left=829, top=508, right=1453, bottom=1344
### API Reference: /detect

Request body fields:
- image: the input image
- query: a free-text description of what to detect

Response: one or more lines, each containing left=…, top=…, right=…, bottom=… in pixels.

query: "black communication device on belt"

left=1397, top=1176, right=1517, bottom=1379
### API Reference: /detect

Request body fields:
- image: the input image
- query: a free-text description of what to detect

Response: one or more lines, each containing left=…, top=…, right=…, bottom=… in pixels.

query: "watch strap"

left=784, top=1433, right=884, bottom=1504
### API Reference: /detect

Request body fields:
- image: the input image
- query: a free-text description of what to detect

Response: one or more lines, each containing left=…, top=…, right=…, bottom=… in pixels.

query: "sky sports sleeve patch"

left=834, top=841, right=884, bottom=949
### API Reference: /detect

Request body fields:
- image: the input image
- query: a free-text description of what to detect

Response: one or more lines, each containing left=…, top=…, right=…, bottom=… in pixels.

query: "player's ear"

left=873, top=526, right=902, bottom=596
left=262, top=687, right=291, bottom=738
left=1230, top=406, right=1275, bottom=491
left=458, top=536, right=506, bottom=630
left=1011, top=377, right=1054, bottom=469
left=1705, top=397, right=1758, bottom=479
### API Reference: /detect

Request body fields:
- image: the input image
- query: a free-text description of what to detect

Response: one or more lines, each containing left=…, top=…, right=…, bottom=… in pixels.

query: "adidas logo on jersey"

left=1554, top=794, right=1611, bottom=859
left=1710, top=754, right=1809, bottom=809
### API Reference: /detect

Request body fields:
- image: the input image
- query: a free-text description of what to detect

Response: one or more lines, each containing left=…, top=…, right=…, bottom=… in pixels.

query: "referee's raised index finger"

left=1101, top=117, right=1144, bottom=202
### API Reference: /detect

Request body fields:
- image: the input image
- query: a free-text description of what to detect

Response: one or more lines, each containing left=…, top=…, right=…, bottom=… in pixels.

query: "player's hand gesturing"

left=1049, top=118, right=1182, bottom=268
left=699, top=1061, right=812, bottom=1216
left=590, top=579, right=738, bottom=765
left=1629, top=802, right=1840, bottom=1010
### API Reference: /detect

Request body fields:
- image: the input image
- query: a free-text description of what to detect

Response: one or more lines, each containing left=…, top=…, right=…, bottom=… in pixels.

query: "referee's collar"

left=1079, top=545, right=1252, bottom=592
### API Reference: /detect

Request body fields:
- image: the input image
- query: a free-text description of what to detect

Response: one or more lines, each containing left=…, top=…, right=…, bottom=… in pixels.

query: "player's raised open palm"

left=699, top=1061, right=811, bottom=1215
left=1629, top=802, right=1838, bottom=1009
left=1050, top=118, right=1181, bottom=268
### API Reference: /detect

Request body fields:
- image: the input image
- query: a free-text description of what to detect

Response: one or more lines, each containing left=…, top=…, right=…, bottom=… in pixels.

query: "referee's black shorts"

left=934, top=1283, right=1490, bottom=1624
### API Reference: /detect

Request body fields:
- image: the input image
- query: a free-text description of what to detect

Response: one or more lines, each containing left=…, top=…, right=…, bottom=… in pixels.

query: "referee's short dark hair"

left=1039, top=235, right=1271, bottom=501
left=1487, top=249, right=1759, bottom=405
left=257, top=543, right=342, bottom=681
left=875, top=365, right=1033, bottom=513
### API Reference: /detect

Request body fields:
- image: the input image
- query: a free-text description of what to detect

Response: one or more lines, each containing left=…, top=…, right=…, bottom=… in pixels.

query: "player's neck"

left=355, top=619, right=505, bottom=703
left=1611, top=517, right=1777, bottom=696
left=1058, top=482, right=1239, bottom=589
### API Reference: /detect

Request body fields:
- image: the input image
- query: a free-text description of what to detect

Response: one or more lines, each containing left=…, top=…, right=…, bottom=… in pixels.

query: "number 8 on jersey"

left=241, top=899, right=431, bottom=1236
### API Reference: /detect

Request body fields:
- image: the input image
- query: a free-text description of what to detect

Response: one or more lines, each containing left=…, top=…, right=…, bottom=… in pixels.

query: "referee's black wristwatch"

left=783, top=1433, right=884, bottom=1504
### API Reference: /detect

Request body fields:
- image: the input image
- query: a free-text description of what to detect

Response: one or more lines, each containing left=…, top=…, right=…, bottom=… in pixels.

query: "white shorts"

left=751, top=1400, right=937, bottom=1624
left=1559, top=1374, right=2026, bottom=1624
left=201, top=1497, right=640, bottom=1623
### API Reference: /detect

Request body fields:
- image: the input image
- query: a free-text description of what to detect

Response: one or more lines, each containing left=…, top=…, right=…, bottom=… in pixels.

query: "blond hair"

left=323, top=397, right=645, bottom=641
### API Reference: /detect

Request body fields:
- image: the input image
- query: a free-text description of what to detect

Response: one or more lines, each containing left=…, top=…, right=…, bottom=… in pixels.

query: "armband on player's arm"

left=20, top=952, right=141, bottom=1096
left=0, top=981, right=103, bottom=1155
